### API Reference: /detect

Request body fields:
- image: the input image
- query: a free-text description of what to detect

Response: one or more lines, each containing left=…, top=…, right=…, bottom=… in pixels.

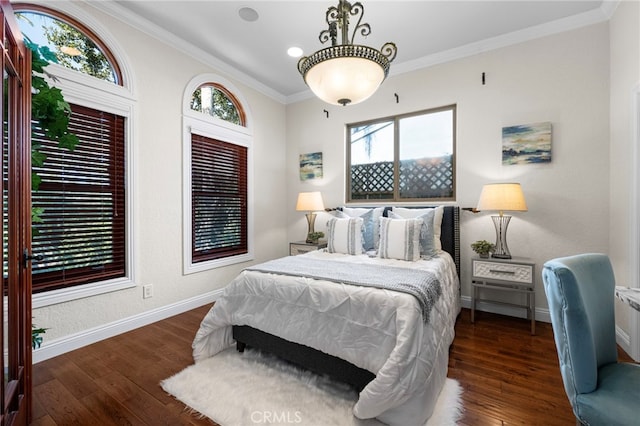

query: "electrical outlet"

left=143, top=284, right=153, bottom=299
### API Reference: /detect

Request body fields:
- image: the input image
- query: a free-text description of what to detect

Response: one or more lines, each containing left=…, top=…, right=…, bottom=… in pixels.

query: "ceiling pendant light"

left=297, top=0, right=397, bottom=106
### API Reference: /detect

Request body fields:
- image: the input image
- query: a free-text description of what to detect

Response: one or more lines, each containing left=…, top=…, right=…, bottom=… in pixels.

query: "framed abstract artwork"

left=300, top=152, right=323, bottom=181
left=502, top=122, right=552, bottom=165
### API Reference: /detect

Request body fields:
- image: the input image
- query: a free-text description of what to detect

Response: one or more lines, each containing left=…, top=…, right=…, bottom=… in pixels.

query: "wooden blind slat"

left=30, top=103, right=126, bottom=293
left=191, top=134, right=247, bottom=262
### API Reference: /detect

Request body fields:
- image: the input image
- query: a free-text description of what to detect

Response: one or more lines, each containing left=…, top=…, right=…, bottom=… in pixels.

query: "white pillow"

left=378, top=217, right=422, bottom=261
left=326, top=217, right=364, bottom=255
left=391, top=206, right=444, bottom=251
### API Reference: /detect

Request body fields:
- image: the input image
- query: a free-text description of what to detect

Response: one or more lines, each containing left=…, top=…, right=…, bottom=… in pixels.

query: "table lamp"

left=476, top=183, right=527, bottom=259
left=296, top=191, right=325, bottom=243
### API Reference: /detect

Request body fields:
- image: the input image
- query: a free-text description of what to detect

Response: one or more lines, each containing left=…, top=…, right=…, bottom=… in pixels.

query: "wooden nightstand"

left=471, top=257, right=536, bottom=334
left=289, top=241, right=327, bottom=256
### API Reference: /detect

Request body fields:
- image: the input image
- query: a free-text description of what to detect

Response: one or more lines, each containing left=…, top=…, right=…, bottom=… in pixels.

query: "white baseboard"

left=40, top=292, right=631, bottom=364
left=460, top=295, right=551, bottom=324
left=615, top=324, right=632, bottom=357
left=32, top=289, right=224, bottom=364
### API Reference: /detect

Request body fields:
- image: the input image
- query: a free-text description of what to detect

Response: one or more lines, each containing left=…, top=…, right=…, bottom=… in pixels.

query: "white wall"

left=32, top=4, right=288, bottom=348
left=609, top=0, right=640, bottom=357
left=286, top=23, right=610, bottom=315
left=31, top=2, right=624, bottom=358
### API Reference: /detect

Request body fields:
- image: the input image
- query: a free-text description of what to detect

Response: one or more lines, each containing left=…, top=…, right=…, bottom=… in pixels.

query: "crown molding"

left=89, top=0, right=287, bottom=105
left=391, top=5, right=612, bottom=79
left=600, top=0, right=621, bottom=19
left=77, top=1, right=615, bottom=106
left=287, top=2, right=615, bottom=105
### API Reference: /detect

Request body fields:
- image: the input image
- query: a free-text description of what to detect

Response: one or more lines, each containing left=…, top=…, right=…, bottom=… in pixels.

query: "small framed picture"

left=502, top=122, right=552, bottom=165
left=300, top=152, right=323, bottom=181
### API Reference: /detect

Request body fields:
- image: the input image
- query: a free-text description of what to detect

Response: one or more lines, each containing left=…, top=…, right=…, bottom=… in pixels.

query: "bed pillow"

left=391, top=206, right=444, bottom=251
left=377, top=217, right=422, bottom=261
left=389, top=210, right=437, bottom=259
left=326, top=217, right=364, bottom=255
left=340, top=207, right=384, bottom=251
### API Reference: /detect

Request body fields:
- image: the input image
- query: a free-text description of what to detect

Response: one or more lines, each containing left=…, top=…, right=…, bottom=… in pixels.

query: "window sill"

left=184, top=252, right=254, bottom=275
left=32, top=277, right=136, bottom=309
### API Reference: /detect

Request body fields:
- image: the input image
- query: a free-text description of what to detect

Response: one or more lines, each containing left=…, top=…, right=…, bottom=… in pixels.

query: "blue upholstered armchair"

left=542, top=253, right=640, bottom=425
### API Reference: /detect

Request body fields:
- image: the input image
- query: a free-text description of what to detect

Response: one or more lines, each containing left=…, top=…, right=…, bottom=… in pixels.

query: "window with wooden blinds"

left=191, top=134, right=248, bottom=262
left=31, top=104, right=126, bottom=293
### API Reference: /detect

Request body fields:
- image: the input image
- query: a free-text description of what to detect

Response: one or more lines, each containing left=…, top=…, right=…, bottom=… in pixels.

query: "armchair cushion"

left=576, top=362, right=640, bottom=425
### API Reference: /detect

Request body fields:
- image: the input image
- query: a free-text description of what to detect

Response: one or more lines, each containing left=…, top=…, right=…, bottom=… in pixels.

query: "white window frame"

left=182, top=74, right=254, bottom=274
left=24, top=2, right=137, bottom=309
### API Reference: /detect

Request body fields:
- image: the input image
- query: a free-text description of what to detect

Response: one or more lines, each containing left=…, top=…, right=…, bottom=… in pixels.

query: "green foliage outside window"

left=191, top=86, right=241, bottom=125
left=26, top=39, right=80, bottom=227
left=43, top=20, right=115, bottom=83
left=17, top=11, right=116, bottom=84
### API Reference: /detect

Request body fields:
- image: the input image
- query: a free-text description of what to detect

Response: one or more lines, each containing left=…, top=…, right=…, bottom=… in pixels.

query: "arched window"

left=15, top=4, right=122, bottom=84
left=14, top=3, right=134, bottom=306
left=183, top=75, right=253, bottom=274
left=190, top=83, right=245, bottom=126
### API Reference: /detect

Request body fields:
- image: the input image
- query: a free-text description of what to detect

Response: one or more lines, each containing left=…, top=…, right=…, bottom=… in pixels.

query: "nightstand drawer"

left=290, top=241, right=327, bottom=256
left=472, top=260, right=534, bottom=285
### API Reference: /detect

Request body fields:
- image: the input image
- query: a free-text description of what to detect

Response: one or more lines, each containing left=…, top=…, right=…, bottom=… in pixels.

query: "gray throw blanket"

left=246, top=256, right=442, bottom=323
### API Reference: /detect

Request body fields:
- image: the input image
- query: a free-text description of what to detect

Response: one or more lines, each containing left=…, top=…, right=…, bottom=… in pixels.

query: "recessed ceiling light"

left=287, top=47, right=303, bottom=58
left=238, top=7, right=259, bottom=22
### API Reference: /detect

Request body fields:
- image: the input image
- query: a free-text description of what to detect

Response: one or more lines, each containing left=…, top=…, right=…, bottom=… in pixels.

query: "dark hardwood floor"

left=31, top=306, right=634, bottom=425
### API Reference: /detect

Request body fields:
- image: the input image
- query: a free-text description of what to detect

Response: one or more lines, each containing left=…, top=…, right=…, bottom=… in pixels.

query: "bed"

left=192, top=205, right=461, bottom=425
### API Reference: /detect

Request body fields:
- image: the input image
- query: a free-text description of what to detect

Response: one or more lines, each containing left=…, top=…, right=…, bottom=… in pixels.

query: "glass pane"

left=31, top=106, right=126, bottom=292
left=398, top=109, right=454, bottom=199
left=2, top=68, right=7, bottom=283
left=349, top=121, right=394, bottom=200
left=16, top=12, right=117, bottom=83
left=2, top=66, right=8, bottom=386
left=191, top=85, right=241, bottom=125
left=191, top=135, right=247, bottom=262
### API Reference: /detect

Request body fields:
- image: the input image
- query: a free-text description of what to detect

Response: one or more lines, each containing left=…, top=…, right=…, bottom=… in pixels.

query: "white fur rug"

left=161, top=348, right=463, bottom=426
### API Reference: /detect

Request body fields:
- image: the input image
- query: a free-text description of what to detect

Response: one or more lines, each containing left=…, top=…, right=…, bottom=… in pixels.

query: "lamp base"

left=305, top=212, right=317, bottom=243
left=491, top=215, right=512, bottom=259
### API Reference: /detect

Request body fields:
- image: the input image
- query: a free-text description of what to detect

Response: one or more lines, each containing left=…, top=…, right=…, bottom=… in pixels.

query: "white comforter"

left=192, top=250, right=461, bottom=425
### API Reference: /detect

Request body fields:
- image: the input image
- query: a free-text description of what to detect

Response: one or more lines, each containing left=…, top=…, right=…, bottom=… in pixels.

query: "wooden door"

left=1, top=1, right=32, bottom=424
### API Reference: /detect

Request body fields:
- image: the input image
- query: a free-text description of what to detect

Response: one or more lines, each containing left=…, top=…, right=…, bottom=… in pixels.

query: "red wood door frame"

left=0, top=1, right=32, bottom=424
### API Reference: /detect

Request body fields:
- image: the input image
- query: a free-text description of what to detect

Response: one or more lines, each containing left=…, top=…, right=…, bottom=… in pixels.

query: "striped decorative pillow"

left=326, top=217, right=364, bottom=255
left=339, top=206, right=384, bottom=251
left=378, top=217, right=423, bottom=261
left=392, top=206, right=444, bottom=251
left=388, top=210, right=437, bottom=259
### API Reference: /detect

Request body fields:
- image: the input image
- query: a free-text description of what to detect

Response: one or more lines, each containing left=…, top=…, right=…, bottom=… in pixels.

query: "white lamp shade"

left=304, top=56, right=385, bottom=106
left=477, top=183, right=528, bottom=212
left=296, top=191, right=325, bottom=212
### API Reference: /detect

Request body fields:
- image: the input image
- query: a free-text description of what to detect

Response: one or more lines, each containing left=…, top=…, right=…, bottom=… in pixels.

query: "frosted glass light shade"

left=296, top=1, right=397, bottom=106
left=477, top=183, right=528, bottom=213
left=304, top=56, right=385, bottom=106
left=296, top=191, right=325, bottom=212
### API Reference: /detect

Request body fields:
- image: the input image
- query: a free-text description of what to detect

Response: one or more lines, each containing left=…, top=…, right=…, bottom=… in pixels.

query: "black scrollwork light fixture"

left=297, top=0, right=397, bottom=106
